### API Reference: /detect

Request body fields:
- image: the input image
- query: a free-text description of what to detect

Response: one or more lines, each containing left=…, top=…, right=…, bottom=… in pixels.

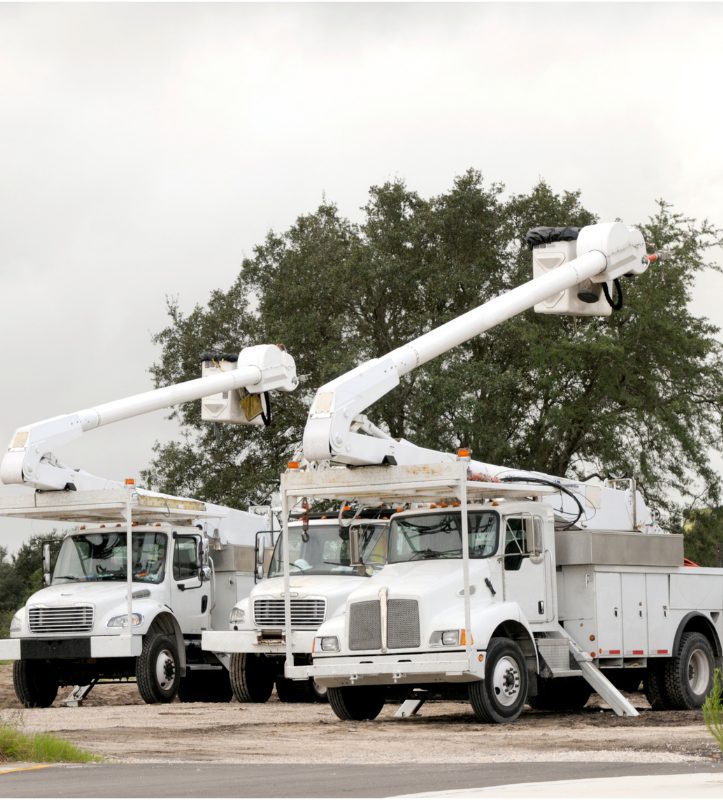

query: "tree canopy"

left=143, top=171, right=723, bottom=528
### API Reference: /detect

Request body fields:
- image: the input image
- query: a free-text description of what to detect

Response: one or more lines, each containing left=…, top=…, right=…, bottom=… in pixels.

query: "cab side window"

left=503, top=518, right=528, bottom=571
left=173, top=536, right=199, bottom=581
left=504, top=516, right=544, bottom=571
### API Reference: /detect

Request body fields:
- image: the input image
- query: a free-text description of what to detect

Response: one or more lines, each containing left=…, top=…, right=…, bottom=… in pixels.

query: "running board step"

left=556, top=627, right=639, bottom=717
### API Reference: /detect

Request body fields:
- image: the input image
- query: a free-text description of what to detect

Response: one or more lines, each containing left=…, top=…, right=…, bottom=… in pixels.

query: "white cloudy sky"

left=1, top=3, right=722, bottom=552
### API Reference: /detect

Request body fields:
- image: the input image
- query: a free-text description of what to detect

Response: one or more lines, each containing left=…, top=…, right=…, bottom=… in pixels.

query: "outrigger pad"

left=525, top=226, right=581, bottom=249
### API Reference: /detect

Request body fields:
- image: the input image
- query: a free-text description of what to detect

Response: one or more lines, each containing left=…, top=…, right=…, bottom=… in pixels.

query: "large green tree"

left=143, top=171, right=723, bottom=527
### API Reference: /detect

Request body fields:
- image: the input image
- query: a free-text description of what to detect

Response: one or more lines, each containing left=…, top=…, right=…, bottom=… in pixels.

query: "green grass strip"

left=0, top=726, right=101, bottom=763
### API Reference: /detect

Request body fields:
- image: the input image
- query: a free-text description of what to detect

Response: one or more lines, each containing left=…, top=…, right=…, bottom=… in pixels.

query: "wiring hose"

left=500, top=475, right=585, bottom=529
left=602, top=278, right=624, bottom=311
left=261, top=391, right=272, bottom=427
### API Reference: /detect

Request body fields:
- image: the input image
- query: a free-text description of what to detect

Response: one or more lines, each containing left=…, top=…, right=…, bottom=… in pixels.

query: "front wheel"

left=229, top=653, right=274, bottom=703
left=327, top=685, right=385, bottom=721
left=136, top=634, right=181, bottom=704
left=13, top=661, right=58, bottom=708
left=469, top=637, right=528, bottom=724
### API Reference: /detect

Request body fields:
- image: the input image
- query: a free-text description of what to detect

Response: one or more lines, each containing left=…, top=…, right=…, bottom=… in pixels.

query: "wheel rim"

left=312, top=680, right=328, bottom=698
left=155, top=648, right=176, bottom=691
left=492, top=655, right=521, bottom=707
left=687, top=647, right=710, bottom=695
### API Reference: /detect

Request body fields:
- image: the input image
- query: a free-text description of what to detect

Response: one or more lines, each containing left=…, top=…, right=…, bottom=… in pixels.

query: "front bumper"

left=0, top=635, right=143, bottom=660
left=202, top=629, right=316, bottom=655
left=307, top=650, right=486, bottom=688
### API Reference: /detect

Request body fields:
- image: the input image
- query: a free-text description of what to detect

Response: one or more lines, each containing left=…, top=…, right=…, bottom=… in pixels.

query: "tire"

left=327, top=686, right=385, bottom=721
left=644, top=663, right=672, bottom=710
left=136, top=634, right=181, bottom=704
left=229, top=653, right=274, bottom=703
left=469, top=637, right=528, bottom=724
left=13, top=661, right=58, bottom=708
left=661, top=632, right=716, bottom=710
left=178, top=669, right=233, bottom=703
left=528, top=676, right=592, bottom=712
left=276, top=676, right=329, bottom=703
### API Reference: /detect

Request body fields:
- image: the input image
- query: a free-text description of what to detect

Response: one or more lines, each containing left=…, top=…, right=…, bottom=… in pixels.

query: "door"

left=169, top=533, right=210, bottom=634
left=622, top=572, right=648, bottom=657
left=501, top=515, right=550, bottom=623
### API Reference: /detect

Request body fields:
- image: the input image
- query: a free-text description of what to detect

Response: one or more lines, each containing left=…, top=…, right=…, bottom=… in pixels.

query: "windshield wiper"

left=53, top=575, right=82, bottom=581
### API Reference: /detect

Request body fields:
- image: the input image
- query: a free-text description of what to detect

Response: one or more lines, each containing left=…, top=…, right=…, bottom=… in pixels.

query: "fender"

left=471, top=601, right=540, bottom=673
left=673, top=611, right=721, bottom=658
left=147, top=611, right=187, bottom=676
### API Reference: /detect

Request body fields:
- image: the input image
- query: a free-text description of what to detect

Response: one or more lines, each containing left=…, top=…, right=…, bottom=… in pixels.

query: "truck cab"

left=202, top=513, right=390, bottom=703
left=0, top=488, right=266, bottom=707
left=310, top=501, right=553, bottom=707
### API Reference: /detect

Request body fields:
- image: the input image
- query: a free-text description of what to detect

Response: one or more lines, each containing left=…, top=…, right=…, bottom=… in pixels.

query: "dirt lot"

left=0, top=665, right=719, bottom=765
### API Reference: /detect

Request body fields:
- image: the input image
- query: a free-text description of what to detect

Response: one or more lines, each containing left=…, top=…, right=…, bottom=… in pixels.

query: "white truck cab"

left=0, top=488, right=266, bottom=707
left=202, top=512, right=390, bottom=703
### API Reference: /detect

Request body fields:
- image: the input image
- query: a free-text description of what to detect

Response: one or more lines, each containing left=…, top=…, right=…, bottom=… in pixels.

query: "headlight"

left=107, top=612, right=144, bottom=628
left=229, top=607, right=245, bottom=625
left=9, top=611, right=22, bottom=634
left=317, top=636, right=339, bottom=652
left=430, top=629, right=464, bottom=647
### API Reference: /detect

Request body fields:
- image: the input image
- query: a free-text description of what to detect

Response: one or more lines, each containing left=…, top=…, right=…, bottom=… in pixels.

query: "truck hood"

left=348, top=559, right=494, bottom=601
left=251, top=574, right=368, bottom=619
left=27, top=581, right=157, bottom=608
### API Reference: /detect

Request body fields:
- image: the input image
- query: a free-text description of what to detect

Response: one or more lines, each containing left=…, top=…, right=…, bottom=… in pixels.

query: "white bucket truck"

left=0, top=344, right=298, bottom=705
left=273, top=222, right=721, bottom=722
left=203, top=509, right=390, bottom=703
left=0, top=487, right=270, bottom=706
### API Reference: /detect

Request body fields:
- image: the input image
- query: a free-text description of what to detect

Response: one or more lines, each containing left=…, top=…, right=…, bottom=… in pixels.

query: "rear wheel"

left=528, top=676, right=592, bottom=712
left=644, top=663, right=672, bottom=710
left=469, top=637, right=528, bottom=724
left=327, top=686, right=385, bottom=721
left=136, top=634, right=181, bottom=704
left=229, top=653, right=274, bottom=703
left=13, top=661, right=58, bottom=708
left=662, top=632, right=716, bottom=710
left=178, top=669, right=233, bottom=703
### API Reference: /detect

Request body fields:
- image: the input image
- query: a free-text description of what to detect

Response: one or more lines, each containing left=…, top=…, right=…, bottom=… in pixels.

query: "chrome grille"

left=253, top=598, right=326, bottom=628
left=28, top=605, right=94, bottom=633
left=349, top=600, right=382, bottom=651
left=387, top=599, right=420, bottom=649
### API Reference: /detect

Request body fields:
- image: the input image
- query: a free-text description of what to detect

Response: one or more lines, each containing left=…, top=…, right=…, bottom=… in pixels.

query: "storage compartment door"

left=595, top=572, right=622, bottom=656
left=622, top=573, right=648, bottom=657
left=646, top=573, right=671, bottom=655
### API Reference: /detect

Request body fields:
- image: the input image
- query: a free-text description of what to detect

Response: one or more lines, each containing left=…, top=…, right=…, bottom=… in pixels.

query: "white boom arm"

left=304, top=222, right=648, bottom=467
left=1, top=344, right=297, bottom=492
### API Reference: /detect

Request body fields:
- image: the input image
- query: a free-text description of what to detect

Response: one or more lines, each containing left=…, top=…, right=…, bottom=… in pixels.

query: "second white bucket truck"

left=0, top=345, right=298, bottom=706
left=274, top=222, right=721, bottom=723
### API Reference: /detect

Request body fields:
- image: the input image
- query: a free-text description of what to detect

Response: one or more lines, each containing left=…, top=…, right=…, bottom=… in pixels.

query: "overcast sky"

left=1, top=3, right=722, bottom=552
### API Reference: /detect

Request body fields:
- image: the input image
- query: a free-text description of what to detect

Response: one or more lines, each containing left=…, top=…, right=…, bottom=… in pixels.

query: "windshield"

left=388, top=511, right=499, bottom=563
left=52, top=531, right=168, bottom=584
left=268, top=522, right=388, bottom=577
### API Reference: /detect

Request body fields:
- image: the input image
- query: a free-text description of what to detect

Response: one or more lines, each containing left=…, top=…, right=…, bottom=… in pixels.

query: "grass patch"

left=704, top=668, right=723, bottom=753
left=0, top=726, right=101, bottom=763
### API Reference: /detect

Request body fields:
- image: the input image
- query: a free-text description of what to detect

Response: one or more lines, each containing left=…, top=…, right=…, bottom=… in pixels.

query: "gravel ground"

left=0, top=666, right=719, bottom=765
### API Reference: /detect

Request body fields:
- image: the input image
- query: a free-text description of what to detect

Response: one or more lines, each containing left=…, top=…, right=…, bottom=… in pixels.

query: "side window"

left=503, top=517, right=529, bottom=571
left=173, top=536, right=200, bottom=581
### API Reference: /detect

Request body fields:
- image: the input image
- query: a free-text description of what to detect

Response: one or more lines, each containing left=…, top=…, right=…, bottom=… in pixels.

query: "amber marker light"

left=124, top=478, right=135, bottom=486
left=457, top=448, right=471, bottom=458
left=287, top=461, right=300, bottom=470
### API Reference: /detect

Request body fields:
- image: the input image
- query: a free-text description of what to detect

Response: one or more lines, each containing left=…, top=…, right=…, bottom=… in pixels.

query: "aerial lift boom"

left=1, top=344, right=297, bottom=492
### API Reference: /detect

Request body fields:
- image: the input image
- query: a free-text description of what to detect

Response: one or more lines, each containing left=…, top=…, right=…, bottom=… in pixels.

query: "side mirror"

left=349, top=527, right=361, bottom=567
left=42, top=543, right=51, bottom=586
left=199, top=565, right=212, bottom=583
left=254, top=531, right=267, bottom=583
